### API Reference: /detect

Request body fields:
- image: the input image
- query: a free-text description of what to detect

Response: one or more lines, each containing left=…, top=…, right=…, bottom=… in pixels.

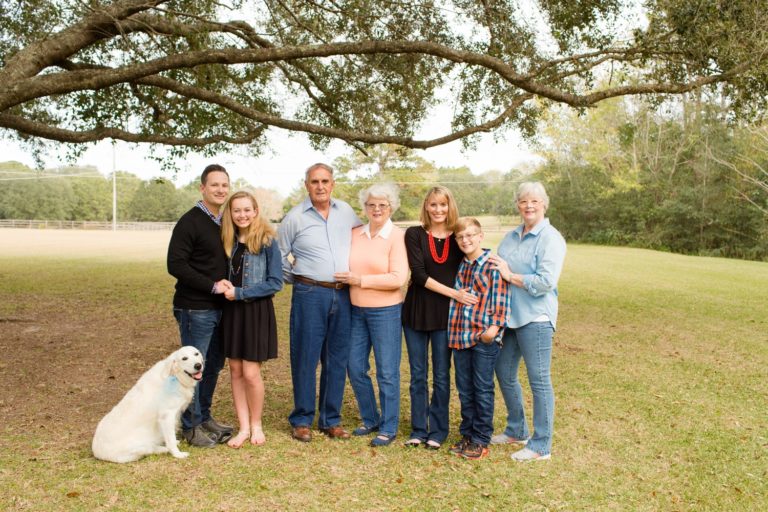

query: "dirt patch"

left=0, top=298, right=179, bottom=453
left=0, top=229, right=182, bottom=455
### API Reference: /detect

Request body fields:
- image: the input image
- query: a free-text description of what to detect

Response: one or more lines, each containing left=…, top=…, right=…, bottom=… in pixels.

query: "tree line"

left=535, top=94, right=768, bottom=261
left=0, top=163, right=283, bottom=222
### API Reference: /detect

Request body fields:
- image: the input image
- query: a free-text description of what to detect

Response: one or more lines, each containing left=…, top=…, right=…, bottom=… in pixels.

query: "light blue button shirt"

left=497, top=217, right=566, bottom=329
left=278, top=196, right=362, bottom=283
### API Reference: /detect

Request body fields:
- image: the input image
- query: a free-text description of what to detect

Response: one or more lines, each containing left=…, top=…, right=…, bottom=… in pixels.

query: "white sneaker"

left=511, top=447, right=551, bottom=462
left=490, top=433, right=529, bottom=445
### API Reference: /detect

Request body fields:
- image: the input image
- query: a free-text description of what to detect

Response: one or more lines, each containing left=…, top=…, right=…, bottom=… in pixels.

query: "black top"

left=401, top=225, right=464, bottom=331
left=167, top=206, right=228, bottom=309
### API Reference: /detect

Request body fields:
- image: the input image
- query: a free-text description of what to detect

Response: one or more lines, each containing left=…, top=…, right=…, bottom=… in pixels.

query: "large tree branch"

left=0, top=112, right=263, bottom=146
left=136, top=74, right=531, bottom=148
left=2, top=62, right=531, bottom=150
left=4, top=40, right=760, bottom=113
left=0, top=0, right=168, bottom=82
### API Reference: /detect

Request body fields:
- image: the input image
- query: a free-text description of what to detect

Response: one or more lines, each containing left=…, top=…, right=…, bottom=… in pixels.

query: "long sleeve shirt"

left=401, top=226, right=464, bottom=331
left=167, top=206, right=227, bottom=309
left=448, top=249, right=509, bottom=350
left=347, top=220, right=409, bottom=307
left=496, top=218, right=566, bottom=329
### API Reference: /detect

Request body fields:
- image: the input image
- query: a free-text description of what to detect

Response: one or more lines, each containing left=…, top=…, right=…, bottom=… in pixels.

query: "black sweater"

left=167, top=206, right=228, bottom=309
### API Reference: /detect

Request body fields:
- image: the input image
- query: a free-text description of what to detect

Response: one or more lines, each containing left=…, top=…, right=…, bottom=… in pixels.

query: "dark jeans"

left=403, top=326, right=452, bottom=443
left=173, top=308, right=225, bottom=430
left=453, top=340, right=501, bottom=446
left=288, top=281, right=352, bottom=429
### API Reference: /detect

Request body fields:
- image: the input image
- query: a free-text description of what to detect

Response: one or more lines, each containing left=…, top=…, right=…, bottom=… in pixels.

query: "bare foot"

left=250, top=426, right=266, bottom=445
left=227, top=430, right=250, bottom=449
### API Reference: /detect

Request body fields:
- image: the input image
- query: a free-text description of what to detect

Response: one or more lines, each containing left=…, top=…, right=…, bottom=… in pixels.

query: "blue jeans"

left=347, top=304, right=402, bottom=437
left=453, top=341, right=501, bottom=446
left=173, top=308, right=225, bottom=430
left=495, top=322, right=555, bottom=455
left=403, top=326, right=451, bottom=443
left=288, top=282, right=352, bottom=429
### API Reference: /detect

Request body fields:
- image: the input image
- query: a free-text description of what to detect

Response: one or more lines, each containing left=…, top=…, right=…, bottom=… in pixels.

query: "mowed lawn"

left=0, top=228, right=766, bottom=511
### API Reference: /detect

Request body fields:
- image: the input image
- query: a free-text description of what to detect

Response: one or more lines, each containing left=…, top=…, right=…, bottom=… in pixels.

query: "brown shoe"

left=320, top=425, right=351, bottom=439
left=291, top=425, right=312, bottom=443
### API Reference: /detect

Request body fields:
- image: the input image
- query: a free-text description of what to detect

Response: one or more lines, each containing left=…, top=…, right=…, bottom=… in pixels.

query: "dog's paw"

left=172, top=451, right=190, bottom=459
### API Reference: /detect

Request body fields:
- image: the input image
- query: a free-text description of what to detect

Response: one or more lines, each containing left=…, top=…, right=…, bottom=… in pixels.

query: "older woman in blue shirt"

left=489, top=182, right=566, bottom=462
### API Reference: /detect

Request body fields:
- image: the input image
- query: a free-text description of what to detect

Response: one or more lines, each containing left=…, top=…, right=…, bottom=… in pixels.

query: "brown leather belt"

left=293, top=275, right=348, bottom=290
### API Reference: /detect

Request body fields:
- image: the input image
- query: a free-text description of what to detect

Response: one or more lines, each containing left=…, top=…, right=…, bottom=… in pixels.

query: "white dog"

left=92, top=346, right=204, bottom=463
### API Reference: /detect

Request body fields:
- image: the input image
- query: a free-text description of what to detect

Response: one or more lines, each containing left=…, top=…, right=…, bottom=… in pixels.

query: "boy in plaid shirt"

left=447, top=217, right=509, bottom=460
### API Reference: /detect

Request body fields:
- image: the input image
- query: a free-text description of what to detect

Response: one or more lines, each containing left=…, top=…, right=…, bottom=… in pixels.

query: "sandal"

left=404, top=438, right=423, bottom=448
left=425, top=439, right=441, bottom=450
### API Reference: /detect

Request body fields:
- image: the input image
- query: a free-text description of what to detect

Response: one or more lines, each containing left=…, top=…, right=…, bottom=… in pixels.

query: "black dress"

left=401, top=226, right=464, bottom=331
left=221, top=244, right=278, bottom=362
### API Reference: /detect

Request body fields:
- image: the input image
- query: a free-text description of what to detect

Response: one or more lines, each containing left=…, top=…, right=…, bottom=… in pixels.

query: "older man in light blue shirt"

left=278, top=162, right=361, bottom=442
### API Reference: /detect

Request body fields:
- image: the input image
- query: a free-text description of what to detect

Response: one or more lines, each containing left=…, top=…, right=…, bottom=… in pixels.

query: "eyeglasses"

left=365, top=203, right=390, bottom=210
left=455, top=231, right=481, bottom=241
left=517, top=199, right=542, bottom=206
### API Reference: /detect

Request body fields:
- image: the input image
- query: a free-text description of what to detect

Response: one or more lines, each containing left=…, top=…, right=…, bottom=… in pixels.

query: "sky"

left=0, top=124, right=539, bottom=197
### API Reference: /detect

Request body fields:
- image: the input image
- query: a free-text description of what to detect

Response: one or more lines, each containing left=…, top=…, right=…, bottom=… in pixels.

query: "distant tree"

left=114, top=171, right=144, bottom=221
left=0, top=163, right=76, bottom=219
left=534, top=94, right=768, bottom=259
left=332, top=145, right=436, bottom=220
left=226, top=177, right=283, bottom=221
left=126, top=178, right=180, bottom=221
left=68, top=167, right=112, bottom=220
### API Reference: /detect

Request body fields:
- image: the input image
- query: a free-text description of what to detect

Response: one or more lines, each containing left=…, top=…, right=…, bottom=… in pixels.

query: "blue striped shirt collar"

left=196, top=200, right=223, bottom=226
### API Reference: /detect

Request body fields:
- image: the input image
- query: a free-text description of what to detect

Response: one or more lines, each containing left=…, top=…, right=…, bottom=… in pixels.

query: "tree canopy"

left=1, top=0, right=766, bottom=163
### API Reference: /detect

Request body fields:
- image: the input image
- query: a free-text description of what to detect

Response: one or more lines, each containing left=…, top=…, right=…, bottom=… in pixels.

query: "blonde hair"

left=420, top=186, right=459, bottom=231
left=454, top=216, right=482, bottom=234
left=221, top=190, right=276, bottom=257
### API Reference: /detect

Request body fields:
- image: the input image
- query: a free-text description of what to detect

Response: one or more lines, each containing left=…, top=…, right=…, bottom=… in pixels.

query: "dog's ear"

left=161, top=353, right=178, bottom=378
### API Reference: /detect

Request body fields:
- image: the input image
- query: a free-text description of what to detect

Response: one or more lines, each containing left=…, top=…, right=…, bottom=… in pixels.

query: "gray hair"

left=359, top=182, right=400, bottom=213
left=516, top=181, right=550, bottom=210
left=304, top=162, right=334, bottom=181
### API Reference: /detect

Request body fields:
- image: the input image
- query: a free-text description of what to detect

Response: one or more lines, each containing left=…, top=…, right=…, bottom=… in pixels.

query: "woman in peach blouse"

left=334, top=183, right=409, bottom=447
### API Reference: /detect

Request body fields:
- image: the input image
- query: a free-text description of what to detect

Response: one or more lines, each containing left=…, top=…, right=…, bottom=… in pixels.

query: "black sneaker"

left=448, top=435, right=470, bottom=455
left=182, top=426, right=216, bottom=448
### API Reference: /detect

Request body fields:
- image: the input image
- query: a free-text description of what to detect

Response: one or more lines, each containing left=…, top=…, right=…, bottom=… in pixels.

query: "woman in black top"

left=402, top=186, right=478, bottom=448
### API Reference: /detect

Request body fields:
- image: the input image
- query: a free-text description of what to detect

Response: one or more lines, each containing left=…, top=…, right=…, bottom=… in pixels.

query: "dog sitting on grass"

left=92, top=346, right=204, bottom=463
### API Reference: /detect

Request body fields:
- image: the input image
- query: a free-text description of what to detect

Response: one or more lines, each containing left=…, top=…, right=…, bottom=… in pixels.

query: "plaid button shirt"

left=448, top=248, right=509, bottom=350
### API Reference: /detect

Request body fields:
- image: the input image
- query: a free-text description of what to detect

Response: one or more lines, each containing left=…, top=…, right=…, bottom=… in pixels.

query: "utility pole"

left=112, top=144, right=117, bottom=231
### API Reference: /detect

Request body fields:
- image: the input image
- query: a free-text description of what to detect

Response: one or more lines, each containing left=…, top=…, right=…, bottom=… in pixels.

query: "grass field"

left=0, top=228, right=766, bottom=511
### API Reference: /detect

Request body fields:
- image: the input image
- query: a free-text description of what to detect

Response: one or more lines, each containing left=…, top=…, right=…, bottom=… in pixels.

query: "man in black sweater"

left=167, top=164, right=234, bottom=447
